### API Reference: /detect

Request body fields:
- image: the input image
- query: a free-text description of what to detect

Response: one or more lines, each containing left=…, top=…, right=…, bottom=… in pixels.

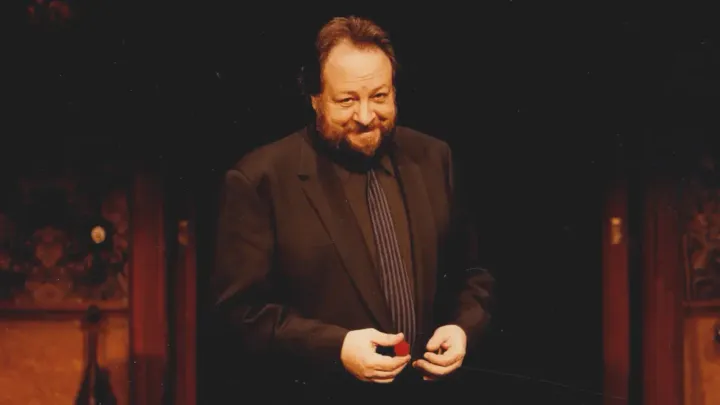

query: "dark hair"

left=298, top=16, right=398, bottom=97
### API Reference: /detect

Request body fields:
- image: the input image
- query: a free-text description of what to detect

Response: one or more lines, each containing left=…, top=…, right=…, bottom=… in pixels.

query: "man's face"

left=311, top=41, right=397, bottom=157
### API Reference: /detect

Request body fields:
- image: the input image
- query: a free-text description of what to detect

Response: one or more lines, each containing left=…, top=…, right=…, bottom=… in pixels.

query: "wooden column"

left=174, top=209, right=197, bottom=405
left=603, top=179, right=630, bottom=405
left=642, top=181, right=683, bottom=405
left=130, top=171, right=168, bottom=405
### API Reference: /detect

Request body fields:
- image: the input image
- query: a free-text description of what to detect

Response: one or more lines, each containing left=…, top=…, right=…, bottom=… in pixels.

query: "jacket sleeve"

left=439, top=144, right=495, bottom=351
left=211, top=168, right=349, bottom=370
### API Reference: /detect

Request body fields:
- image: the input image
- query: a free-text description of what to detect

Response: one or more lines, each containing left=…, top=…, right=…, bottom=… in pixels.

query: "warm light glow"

left=178, top=220, right=189, bottom=246
left=91, top=226, right=106, bottom=244
left=611, top=217, right=622, bottom=245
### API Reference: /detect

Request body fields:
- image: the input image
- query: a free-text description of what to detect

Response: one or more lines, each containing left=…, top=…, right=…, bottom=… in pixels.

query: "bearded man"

left=211, top=15, right=494, bottom=402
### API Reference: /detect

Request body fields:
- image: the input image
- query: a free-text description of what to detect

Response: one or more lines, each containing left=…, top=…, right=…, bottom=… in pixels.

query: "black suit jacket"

left=211, top=126, right=494, bottom=395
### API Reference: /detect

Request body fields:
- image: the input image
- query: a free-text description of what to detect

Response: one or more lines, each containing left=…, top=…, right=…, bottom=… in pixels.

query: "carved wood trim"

left=683, top=299, right=720, bottom=309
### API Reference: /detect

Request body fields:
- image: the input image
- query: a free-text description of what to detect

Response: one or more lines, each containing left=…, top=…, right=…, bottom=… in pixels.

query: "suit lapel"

left=297, top=133, right=394, bottom=332
left=393, top=146, right=438, bottom=336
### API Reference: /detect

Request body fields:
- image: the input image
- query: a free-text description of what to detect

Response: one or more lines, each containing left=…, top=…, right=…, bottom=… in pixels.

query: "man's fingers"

left=371, top=331, right=405, bottom=347
left=362, top=355, right=409, bottom=382
left=370, top=354, right=411, bottom=371
left=413, top=359, right=447, bottom=376
left=366, top=361, right=408, bottom=380
left=423, top=350, right=463, bottom=367
left=412, top=358, right=460, bottom=377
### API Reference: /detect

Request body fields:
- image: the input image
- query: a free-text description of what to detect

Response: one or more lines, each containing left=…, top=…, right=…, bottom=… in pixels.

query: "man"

left=212, top=16, right=494, bottom=401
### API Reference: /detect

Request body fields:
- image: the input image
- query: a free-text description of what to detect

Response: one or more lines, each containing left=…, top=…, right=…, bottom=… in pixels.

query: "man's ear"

left=310, top=95, right=320, bottom=112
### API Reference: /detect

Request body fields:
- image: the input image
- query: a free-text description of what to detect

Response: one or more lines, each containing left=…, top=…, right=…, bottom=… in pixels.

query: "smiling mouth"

left=353, top=129, right=378, bottom=137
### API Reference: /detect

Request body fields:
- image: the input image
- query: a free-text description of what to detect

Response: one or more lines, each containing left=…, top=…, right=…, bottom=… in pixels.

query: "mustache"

left=345, top=120, right=383, bottom=133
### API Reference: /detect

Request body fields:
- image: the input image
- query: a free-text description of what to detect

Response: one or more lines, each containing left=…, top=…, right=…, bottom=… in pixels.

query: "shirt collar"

left=334, top=153, right=395, bottom=183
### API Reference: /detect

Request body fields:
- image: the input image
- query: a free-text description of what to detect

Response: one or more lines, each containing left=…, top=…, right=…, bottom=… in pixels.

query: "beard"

left=315, top=108, right=397, bottom=158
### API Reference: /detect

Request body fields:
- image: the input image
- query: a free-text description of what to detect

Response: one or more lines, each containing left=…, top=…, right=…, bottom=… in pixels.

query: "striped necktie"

left=366, top=169, right=417, bottom=346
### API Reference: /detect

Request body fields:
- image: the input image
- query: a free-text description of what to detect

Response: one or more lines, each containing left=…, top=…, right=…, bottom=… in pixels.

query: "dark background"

left=8, top=1, right=719, bottom=403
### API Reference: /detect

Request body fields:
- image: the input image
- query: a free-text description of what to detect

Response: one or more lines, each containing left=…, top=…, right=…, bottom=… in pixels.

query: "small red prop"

left=394, top=340, right=410, bottom=356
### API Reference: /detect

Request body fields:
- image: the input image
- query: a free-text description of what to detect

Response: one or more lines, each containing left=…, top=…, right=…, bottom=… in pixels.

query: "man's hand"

left=413, top=324, right=466, bottom=381
left=340, top=328, right=411, bottom=383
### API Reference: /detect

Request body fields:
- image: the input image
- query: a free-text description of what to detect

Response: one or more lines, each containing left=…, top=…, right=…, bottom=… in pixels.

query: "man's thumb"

left=426, top=334, right=444, bottom=352
left=372, top=330, right=404, bottom=347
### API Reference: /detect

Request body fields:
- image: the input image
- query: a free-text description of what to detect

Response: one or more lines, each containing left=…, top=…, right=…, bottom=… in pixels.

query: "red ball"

left=394, top=340, right=410, bottom=356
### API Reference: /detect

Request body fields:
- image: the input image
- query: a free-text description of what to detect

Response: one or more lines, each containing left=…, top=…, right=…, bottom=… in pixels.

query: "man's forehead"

left=323, top=42, right=392, bottom=90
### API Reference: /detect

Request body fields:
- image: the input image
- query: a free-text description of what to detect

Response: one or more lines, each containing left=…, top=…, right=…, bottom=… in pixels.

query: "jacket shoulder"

left=226, top=129, right=305, bottom=182
left=394, top=126, right=451, bottom=160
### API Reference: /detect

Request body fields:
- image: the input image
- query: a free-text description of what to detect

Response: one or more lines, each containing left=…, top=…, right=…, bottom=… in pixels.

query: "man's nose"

left=354, top=101, right=376, bottom=126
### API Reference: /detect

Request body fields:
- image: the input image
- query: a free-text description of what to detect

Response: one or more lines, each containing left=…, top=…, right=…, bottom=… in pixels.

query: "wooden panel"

left=642, top=183, right=684, bottom=405
left=0, top=316, right=129, bottom=405
left=130, top=172, right=168, bottom=405
left=603, top=180, right=630, bottom=405
left=684, top=312, right=720, bottom=405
